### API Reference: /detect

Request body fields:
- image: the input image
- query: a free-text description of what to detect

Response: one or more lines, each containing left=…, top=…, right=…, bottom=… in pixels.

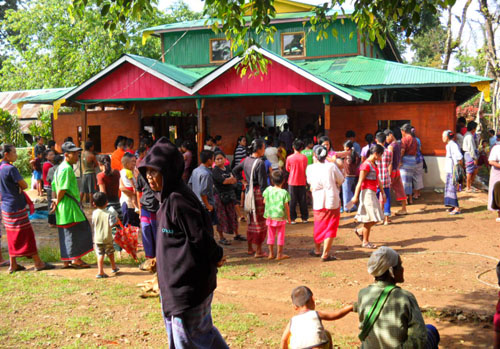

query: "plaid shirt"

left=354, top=281, right=428, bottom=348
left=376, top=148, right=393, bottom=188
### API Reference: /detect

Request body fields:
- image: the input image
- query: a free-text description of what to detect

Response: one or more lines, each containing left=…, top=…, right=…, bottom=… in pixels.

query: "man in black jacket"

left=138, top=137, right=228, bottom=349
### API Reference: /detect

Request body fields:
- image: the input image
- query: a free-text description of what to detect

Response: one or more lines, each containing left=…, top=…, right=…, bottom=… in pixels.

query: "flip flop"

left=8, top=264, right=26, bottom=274
left=35, top=263, right=56, bottom=271
left=0, top=260, right=10, bottom=267
left=449, top=210, right=461, bottom=215
left=354, top=229, right=363, bottom=242
left=96, top=274, right=109, bottom=279
left=321, top=255, right=338, bottom=262
left=309, top=249, right=321, bottom=257
left=72, top=263, right=91, bottom=269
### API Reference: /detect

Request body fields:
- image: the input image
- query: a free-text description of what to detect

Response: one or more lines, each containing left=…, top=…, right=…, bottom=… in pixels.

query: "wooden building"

left=13, top=0, right=492, bottom=187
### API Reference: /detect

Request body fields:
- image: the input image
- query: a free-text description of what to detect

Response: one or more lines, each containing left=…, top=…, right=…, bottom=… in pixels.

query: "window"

left=210, top=39, right=232, bottom=63
left=281, top=32, right=305, bottom=58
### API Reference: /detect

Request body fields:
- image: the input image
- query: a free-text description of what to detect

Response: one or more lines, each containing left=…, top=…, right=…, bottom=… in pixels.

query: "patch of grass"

left=16, top=329, right=42, bottom=341
left=18, top=246, right=61, bottom=263
left=83, top=251, right=144, bottom=266
left=66, top=316, right=93, bottom=329
left=320, top=271, right=337, bottom=278
left=218, top=264, right=265, bottom=280
left=331, top=334, right=359, bottom=348
left=421, top=307, right=441, bottom=319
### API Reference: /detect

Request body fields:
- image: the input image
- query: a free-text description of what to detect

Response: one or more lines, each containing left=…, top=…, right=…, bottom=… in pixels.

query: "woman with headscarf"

left=233, top=138, right=269, bottom=257
left=443, top=130, right=463, bottom=215
left=306, top=145, right=344, bottom=262
left=0, top=145, right=55, bottom=273
left=138, top=137, right=227, bottom=349
left=355, top=246, right=440, bottom=348
left=351, top=144, right=385, bottom=249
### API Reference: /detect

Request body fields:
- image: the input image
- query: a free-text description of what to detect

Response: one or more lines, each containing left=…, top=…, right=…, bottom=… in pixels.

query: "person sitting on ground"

left=92, top=192, right=119, bottom=279
left=138, top=137, right=228, bottom=348
left=355, top=246, right=440, bottom=348
left=281, top=285, right=353, bottom=349
left=263, top=170, right=291, bottom=260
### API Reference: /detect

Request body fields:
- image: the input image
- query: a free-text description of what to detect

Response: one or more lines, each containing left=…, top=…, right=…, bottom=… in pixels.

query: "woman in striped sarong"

left=233, top=139, right=269, bottom=258
left=400, top=124, right=419, bottom=204
left=0, top=145, right=54, bottom=273
left=443, top=130, right=463, bottom=214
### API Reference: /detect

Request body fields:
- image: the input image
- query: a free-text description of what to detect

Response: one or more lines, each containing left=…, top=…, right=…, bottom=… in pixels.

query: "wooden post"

left=83, top=106, right=88, bottom=144
left=323, top=95, right=331, bottom=138
left=196, top=99, right=205, bottom=156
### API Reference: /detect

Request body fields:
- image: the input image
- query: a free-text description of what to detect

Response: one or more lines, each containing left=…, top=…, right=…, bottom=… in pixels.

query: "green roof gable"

left=12, top=87, right=74, bottom=104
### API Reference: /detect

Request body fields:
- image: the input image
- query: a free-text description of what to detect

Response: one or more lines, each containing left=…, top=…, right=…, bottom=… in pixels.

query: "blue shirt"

left=0, top=161, right=26, bottom=213
left=188, top=165, right=215, bottom=207
left=490, top=136, right=497, bottom=148
left=353, top=141, right=361, bottom=155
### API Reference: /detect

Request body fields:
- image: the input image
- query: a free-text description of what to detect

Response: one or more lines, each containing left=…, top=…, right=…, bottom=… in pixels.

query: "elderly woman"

left=233, top=138, right=269, bottom=257
left=0, top=145, right=54, bottom=273
left=443, top=130, right=463, bottom=215
left=306, top=145, right=344, bottom=261
left=355, top=246, right=440, bottom=348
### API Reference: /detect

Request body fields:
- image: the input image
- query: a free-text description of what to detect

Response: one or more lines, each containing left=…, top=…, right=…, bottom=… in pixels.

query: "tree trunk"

left=478, top=0, right=499, bottom=80
left=442, top=6, right=453, bottom=70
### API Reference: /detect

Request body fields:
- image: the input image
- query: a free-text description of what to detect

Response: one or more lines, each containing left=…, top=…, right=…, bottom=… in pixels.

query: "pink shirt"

left=286, top=152, right=308, bottom=186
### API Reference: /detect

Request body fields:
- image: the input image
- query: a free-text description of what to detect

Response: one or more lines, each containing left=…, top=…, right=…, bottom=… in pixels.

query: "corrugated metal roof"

left=0, top=88, right=68, bottom=121
left=143, top=8, right=352, bottom=33
left=125, top=54, right=201, bottom=87
left=298, top=56, right=493, bottom=88
left=11, top=87, right=73, bottom=105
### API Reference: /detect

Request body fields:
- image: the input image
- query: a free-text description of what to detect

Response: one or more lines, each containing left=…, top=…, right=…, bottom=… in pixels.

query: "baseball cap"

left=61, top=141, right=82, bottom=153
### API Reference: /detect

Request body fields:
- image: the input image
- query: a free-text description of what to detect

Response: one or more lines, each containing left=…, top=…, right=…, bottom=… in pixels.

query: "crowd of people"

left=2, top=117, right=500, bottom=347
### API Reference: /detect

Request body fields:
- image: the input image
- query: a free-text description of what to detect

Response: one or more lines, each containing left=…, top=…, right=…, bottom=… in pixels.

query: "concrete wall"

left=423, top=156, right=446, bottom=188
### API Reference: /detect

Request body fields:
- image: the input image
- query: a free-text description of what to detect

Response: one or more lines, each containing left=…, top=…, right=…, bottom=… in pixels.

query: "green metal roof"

left=125, top=54, right=201, bottom=87
left=297, top=56, right=493, bottom=89
left=11, top=87, right=74, bottom=104
left=143, top=8, right=352, bottom=33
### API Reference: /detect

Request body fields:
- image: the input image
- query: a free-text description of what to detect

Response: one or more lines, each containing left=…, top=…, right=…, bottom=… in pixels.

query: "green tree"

left=28, top=110, right=52, bottom=142
left=0, top=108, right=26, bottom=146
left=409, top=13, right=447, bottom=68
left=0, top=0, right=199, bottom=91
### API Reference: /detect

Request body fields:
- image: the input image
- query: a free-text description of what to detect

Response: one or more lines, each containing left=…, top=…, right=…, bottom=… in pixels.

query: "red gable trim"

left=76, top=62, right=190, bottom=101
left=197, top=60, right=330, bottom=96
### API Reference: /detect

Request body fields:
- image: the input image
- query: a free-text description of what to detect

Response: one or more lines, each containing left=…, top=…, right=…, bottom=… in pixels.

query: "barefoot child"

left=92, top=192, right=119, bottom=278
left=281, top=286, right=353, bottom=349
left=263, top=170, right=291, bottom=260
left=30, top=151, right=43, bottom=197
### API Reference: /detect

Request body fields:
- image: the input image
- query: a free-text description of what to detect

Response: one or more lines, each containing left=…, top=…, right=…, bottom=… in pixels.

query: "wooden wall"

left=328, top=101, right=456, bottom=156
left=53, top=109, right=140, bottom=154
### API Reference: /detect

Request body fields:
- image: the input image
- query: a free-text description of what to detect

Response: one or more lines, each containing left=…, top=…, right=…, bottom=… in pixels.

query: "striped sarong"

left=400, top=155, right=417, bottom=195
left=444, top=173, right=459, bottom=208
left=2, top=208, right=38, bottom=257
left=246, top=186, right=266, bottom=245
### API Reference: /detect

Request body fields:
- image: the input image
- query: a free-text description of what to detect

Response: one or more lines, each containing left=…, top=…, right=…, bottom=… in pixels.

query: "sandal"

left=354, top=229, right=363, bottom=242
left=362, top=242, right=377, bottom=249
left=8, top=264, right=26, bottom=274
left=0, top=260, right=10, bottom=267
left=234, top=235, right=247, bottom=241
left=395, top=210, right=408, bottom=216
left=72, top=263, right=91, bottom=269
left=308, top=249, right=321, bottom=257
left=111, top=268, right=120, bottom=274
left=449, top=210, right=461, bottom=215
left=96, top=274, right=109, bottom=279
left=218, top=238, right=231, bottom=246
left=321, top=255, right=338, bottom=262
left=35, top=263, right=56, bottom=271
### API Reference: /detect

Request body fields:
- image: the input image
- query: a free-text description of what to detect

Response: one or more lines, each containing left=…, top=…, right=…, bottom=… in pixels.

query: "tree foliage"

left=28, top=110, right=52, bottom=142
left=0, top=0, right=199, bottom=91
left=0, top=108, right=26, bottom=146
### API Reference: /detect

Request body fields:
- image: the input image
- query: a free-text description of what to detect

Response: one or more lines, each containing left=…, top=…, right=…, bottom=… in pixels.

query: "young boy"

left=263, top=170, right=291, bottom=260
left=301, top=139, right=315, bottom=165
left=286, top=139, right=309, bottom=224
left=92, top=192, right=119, bottom=278
left=375, top=132, right=393, bottom=225
left=120, top=153, right=140, bottom=226
left=281, top=286, right=353, bottom=349
left=30, top=151, right=43, bottom=196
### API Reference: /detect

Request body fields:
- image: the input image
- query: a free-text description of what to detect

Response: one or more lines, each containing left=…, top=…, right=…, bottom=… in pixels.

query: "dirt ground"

left=1, top=189, right=499, bottom=348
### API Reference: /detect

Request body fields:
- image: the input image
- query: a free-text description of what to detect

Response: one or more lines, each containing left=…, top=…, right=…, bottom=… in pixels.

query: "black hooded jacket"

left=138, top=137, right=223, bottom=316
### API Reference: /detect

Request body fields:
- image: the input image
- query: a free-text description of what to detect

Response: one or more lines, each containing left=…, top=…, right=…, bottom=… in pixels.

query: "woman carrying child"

left=119, top=153, right=140, bottom=227
left=306, top=145, right=344, bottom=262
left=351, top=144, right=385, bottom=249
left=262, top=170, right=291, bottom=260
left=96, top=155, right=121, bottom=216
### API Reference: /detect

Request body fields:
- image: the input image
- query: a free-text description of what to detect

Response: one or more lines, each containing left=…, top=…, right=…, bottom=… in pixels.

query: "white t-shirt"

left=445, top=141, right=463, bottom=174
left=489, top=144, right=500, bottom=162
left=306, top=161, right=344, bottom=210
left=264, top=147, right=279, bottom=168
left=120, top=168, right=136, bottom=206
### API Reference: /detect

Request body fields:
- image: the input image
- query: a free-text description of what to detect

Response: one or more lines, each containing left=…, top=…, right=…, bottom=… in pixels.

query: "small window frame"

left=281, top=31, right=306, bottom=58
left=209, top=38, right=233, bottom=64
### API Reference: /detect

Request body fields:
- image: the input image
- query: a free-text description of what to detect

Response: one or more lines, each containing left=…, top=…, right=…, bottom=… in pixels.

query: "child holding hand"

left=92, top=192, right=119, bottom=279
left=281, top=286, right=353, bottom=349
left=262, top=170, right=291, bottom=260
